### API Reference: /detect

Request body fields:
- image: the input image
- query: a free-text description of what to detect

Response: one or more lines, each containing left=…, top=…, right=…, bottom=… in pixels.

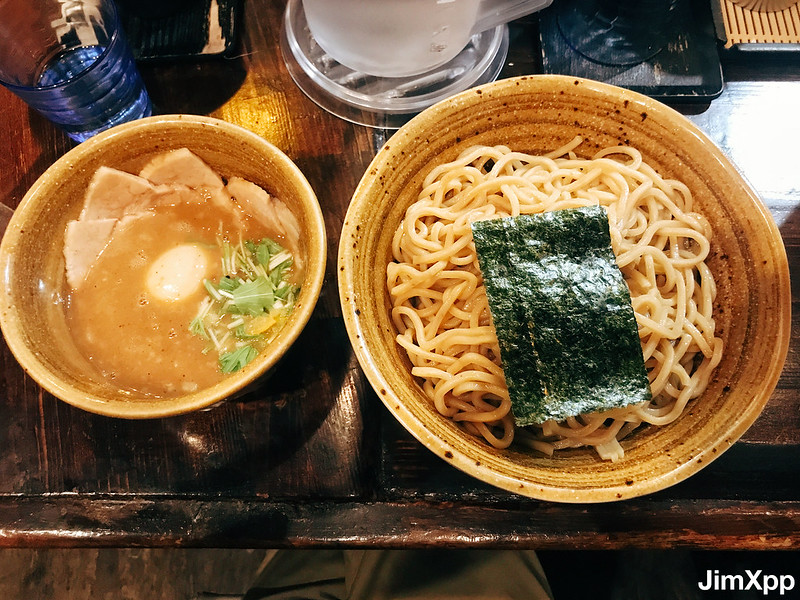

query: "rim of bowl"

left=0, top=114, right=327, bottom=418
left=338, top=75, right=791, bottom=502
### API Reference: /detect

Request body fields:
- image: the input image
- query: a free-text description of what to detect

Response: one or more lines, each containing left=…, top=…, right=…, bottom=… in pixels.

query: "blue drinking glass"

left=0, top=0, right=152, bottom=142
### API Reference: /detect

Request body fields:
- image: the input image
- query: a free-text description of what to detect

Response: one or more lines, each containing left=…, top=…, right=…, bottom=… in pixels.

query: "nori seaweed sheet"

left=471, top=205, right=651, bottom=426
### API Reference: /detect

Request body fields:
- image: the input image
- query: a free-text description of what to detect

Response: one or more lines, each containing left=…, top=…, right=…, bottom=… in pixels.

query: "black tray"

left=119, top=0, right=242, bottom=61
left=539, top=0, right=724, bottom=102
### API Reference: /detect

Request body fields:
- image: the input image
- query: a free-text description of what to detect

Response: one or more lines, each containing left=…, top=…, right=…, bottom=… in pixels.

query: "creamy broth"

left=64, top=152, right=303, bottom=398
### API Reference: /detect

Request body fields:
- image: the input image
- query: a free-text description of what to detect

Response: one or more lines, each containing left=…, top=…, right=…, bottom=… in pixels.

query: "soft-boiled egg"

left=146, top=244, right=208, bottom=302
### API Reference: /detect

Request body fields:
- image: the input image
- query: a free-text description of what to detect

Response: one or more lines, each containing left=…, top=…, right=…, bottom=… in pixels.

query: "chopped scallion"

left=189, top=316, right=207, bottom=338
left=268, top=250, right=292, bottom=271
left=203, top=279, right=223, bottom=302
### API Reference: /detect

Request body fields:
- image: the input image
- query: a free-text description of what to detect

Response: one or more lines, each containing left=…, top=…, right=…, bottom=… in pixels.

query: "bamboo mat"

left=720, top=0, right=800, bottom=47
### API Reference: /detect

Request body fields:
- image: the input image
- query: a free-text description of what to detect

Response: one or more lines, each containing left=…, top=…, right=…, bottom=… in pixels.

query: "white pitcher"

left=302, top=0, right=553, bottom=78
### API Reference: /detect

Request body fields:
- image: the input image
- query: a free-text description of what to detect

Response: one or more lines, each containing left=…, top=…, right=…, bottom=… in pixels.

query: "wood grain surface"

left=0, top=0, right=799, bottom=549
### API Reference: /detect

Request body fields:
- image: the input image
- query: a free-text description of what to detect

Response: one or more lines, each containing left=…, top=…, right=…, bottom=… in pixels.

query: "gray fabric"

left=243, top=550, right=346, bottom=600
left=245, top=550, right=553, bottom=600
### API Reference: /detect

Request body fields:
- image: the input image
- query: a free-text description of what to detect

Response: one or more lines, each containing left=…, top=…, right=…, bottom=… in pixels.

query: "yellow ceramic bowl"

left=0, top=115, right=326, bottom=418
left=339, top=75, right=791, bottom=502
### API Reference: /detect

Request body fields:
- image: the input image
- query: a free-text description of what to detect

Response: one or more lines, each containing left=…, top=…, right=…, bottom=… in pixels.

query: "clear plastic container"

left=279, top=0, right=552, bottom=128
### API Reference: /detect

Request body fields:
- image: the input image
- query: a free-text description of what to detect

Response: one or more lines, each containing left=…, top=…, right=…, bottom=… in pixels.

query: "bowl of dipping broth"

left=338, top=75, right=790, bottom=502
left=0, top=114, right=326, bottom=418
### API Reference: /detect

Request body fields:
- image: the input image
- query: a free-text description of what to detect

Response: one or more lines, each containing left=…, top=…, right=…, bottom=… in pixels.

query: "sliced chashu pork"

left=139, top=147, right=245, bottom=228
left=140, top=151, right=299, bottom=248
left=139, top=147, right=225, bottom=190
left=226, top=176, right=301, bottom=255
left=64, top=148, right=301, bottom=289
left=63, top=218, right=117, bottom=289
left=80, top=166, right=200, bottom=221
left=66, top=163, right=207, bottom=289
left=81, top=166, right=159, bottom=221
left=67, top=151, right=219, bottom=289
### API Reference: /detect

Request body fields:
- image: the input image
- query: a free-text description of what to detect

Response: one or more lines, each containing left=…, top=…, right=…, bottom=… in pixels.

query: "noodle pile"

left=386, top=139, right=723, bottom=461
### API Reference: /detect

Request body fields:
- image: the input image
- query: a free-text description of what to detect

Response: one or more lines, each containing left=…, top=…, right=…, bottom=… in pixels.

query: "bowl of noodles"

left=0, top=114, right=327, bottom=418
left=338, top=75, right=791, bottom=502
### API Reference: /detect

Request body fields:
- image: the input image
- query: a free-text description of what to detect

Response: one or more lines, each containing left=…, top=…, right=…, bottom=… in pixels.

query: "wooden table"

left=1, top=0, right=799, bottom=550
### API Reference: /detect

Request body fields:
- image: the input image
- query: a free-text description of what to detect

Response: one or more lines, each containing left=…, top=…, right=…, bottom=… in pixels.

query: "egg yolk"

left=146, top=244, right=208, bottom=302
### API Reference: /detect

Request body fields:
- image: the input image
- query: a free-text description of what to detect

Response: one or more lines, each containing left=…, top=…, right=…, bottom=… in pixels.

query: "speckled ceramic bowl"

left=0, top=115, right=326, bottom=418
left=338, top=75, right=790, bottom=502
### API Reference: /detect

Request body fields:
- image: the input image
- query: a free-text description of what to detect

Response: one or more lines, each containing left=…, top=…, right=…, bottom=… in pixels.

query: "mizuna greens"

left=190, top=237, right=299, bottom=373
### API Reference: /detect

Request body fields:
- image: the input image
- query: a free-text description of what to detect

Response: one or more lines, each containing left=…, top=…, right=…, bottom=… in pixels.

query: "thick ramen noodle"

left=386, top=138, right=723, bottom=461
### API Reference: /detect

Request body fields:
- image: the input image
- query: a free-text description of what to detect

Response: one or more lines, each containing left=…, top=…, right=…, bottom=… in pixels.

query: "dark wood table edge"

left=2, top=496, right=798, bottom=550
